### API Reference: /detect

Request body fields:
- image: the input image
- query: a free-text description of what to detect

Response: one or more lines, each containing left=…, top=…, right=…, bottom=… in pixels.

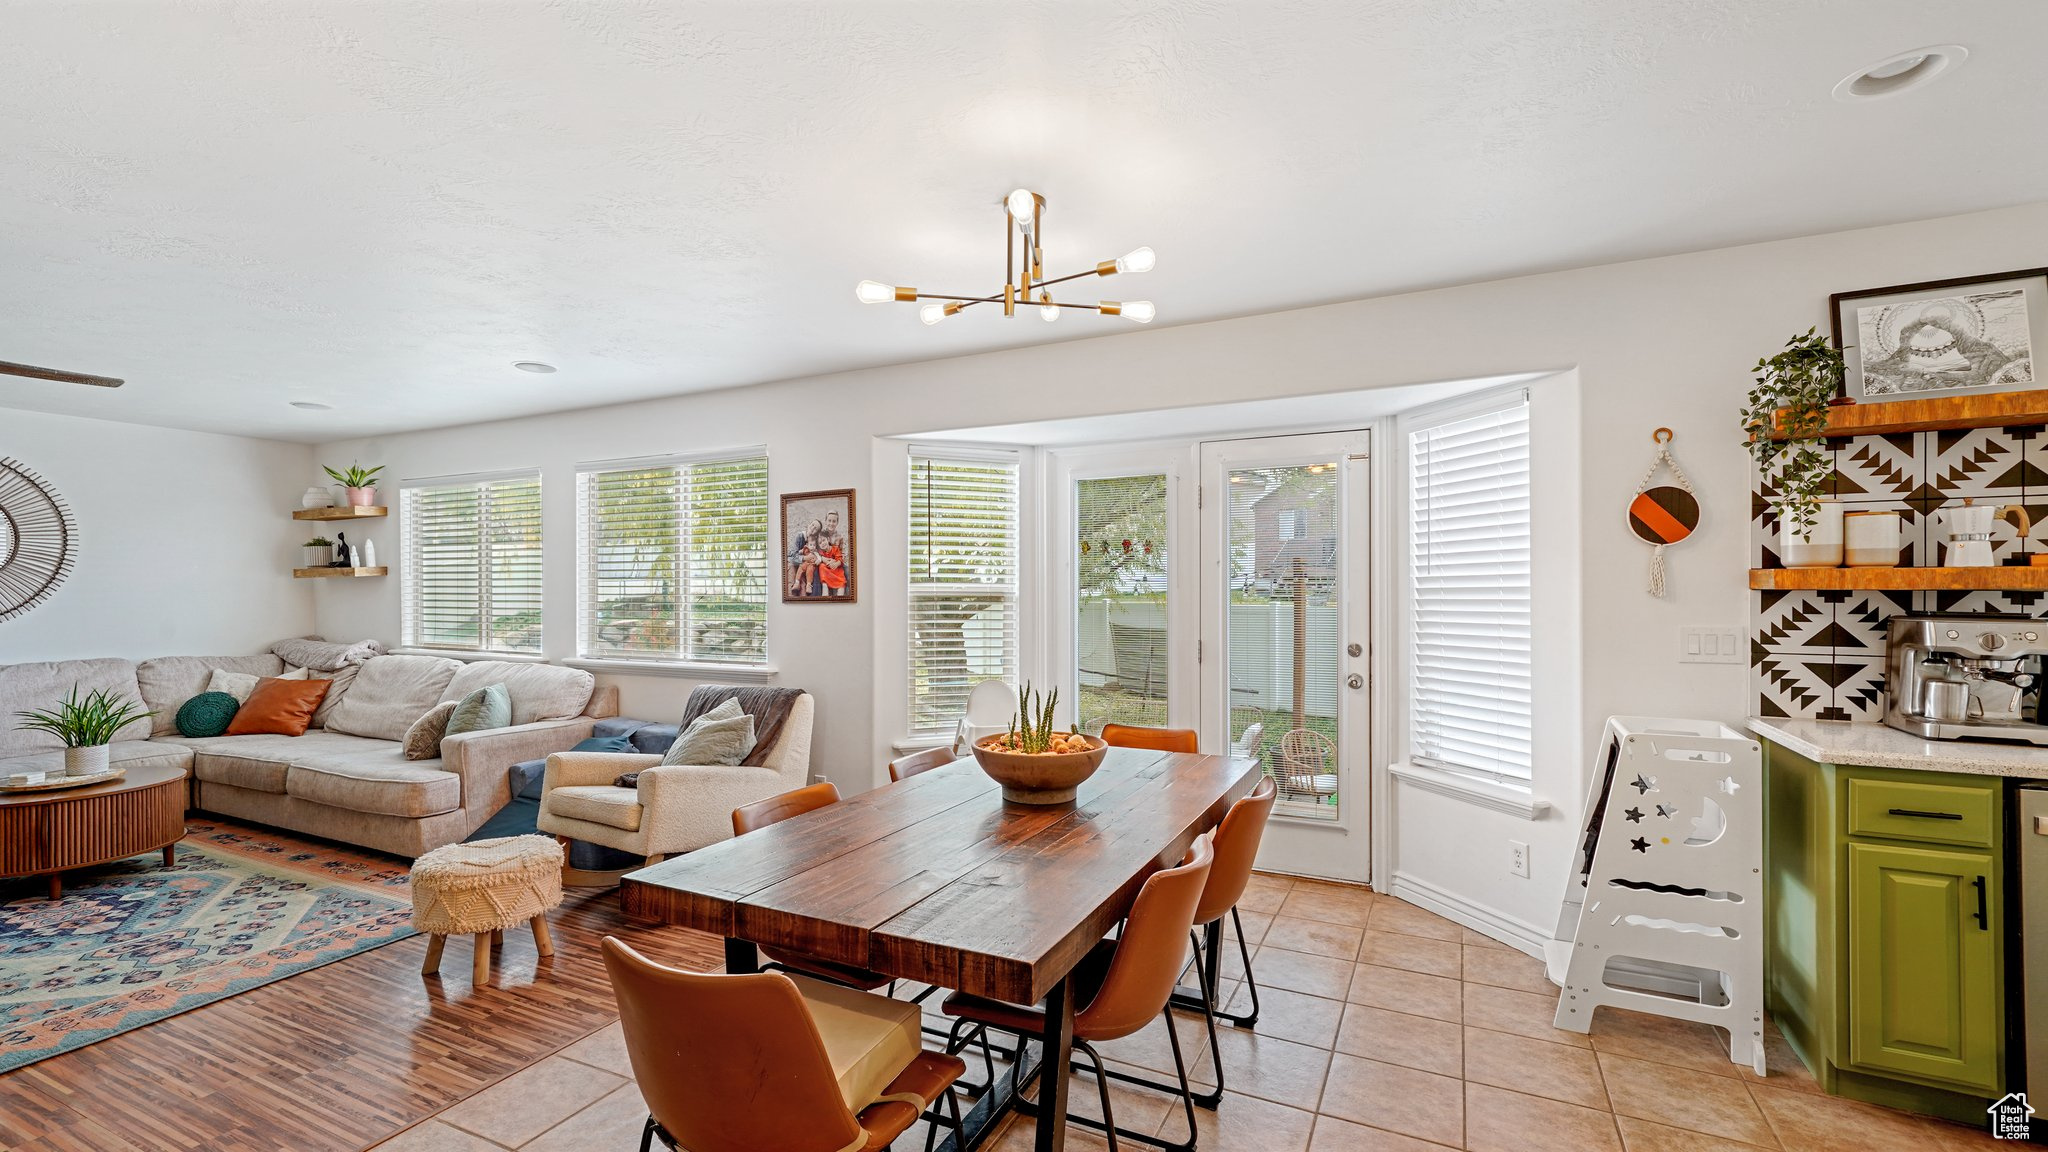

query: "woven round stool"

left=411, top=834, right=565, bottom=984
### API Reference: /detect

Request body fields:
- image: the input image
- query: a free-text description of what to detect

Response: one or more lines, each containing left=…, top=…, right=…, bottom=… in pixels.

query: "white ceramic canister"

left=1782, top=499, right=1845, bottom=568
left=1844, top=509, right=1903, bottom=567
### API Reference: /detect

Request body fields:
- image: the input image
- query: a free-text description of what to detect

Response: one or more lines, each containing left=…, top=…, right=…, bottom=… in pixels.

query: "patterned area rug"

left=0, top=820, right=416, bottom=1072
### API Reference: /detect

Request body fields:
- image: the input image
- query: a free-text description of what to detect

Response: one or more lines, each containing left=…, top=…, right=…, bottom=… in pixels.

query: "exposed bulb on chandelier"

left=1006, top=188, right=1038, bottom=227
left=1120, top=300, right=1156, bottom=324
left=920, top=302, right=949, bottom=325
left=1039, top=293, right=1059, bottom=322
left=855, top=280, right=896, bottom=304
left=1115, top=247, right=1156, bottom=275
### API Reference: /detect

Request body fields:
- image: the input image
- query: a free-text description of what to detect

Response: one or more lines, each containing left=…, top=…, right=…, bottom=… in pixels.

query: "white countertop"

left=1748, top=717, right=2048, bottom=780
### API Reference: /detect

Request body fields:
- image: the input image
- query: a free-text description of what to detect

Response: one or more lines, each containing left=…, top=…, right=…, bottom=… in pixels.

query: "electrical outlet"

left=1679, top=625, right=1743, bottom=665
left=1508, top=840, right=1529, bottom=878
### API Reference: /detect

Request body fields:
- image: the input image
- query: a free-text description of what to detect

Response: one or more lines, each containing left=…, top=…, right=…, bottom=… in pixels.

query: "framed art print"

left=1832, top=268, right=2048, bottom=401
left=781, top=488, right=857, bottom=603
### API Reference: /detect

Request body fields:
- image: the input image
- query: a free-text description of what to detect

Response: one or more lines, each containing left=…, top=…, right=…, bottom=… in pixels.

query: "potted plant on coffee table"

left=323, top=462, right=385, bottom=508
left=302, top=536, right=333, bottom=566
left=15, top=686, right=157, bottom=776
left=1740, top=328, right=1846, bottom=567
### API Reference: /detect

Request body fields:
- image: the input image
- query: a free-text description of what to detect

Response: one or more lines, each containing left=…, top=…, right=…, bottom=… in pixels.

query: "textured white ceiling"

left=3, top=1, right=2046, bottom=442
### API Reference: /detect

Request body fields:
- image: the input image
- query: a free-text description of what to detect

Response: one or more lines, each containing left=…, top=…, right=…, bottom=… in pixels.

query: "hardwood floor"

left=0, top=825, right=724, bottom=1152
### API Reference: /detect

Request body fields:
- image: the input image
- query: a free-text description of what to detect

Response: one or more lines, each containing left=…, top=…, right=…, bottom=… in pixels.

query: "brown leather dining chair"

left=888, top=746, right=956, bottom=783
left=1156, top=775, right=1279, bottom=1108
left=602, top=936, right=966, bottom=1152
left=942, top=836, right=1215, bottom=1152
left=1099, top=723, right=1199, bottom=754
left=732, top=780, right=841, bottom=835
left=728, top=781, right=899, bottom=992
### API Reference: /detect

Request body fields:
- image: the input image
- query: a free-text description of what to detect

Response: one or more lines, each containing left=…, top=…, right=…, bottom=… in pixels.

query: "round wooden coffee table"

left=0, top=761, right=189, bottom=900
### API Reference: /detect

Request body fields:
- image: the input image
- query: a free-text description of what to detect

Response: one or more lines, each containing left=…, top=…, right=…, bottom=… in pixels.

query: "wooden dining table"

left=620, top=746, right=1259, bottom=1152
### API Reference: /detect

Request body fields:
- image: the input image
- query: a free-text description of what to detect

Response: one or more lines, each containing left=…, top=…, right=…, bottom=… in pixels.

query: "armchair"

left=537, top=692, right=814, bottom=865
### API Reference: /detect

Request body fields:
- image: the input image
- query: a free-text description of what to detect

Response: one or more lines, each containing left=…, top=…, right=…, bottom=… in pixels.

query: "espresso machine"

left=1885, top=613, right=2048, bottom=744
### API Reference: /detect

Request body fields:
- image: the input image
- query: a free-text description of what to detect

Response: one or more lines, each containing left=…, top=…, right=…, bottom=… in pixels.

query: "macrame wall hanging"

left=1627, top=429, right=1698, bottom=598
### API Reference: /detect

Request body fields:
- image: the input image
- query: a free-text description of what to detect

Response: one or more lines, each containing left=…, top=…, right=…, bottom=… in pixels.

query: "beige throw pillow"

left=402, top=701, right=459, bottom=761
left=660, top=697, right=756, bottom=767
left=206, top=668, right=261, bottom=703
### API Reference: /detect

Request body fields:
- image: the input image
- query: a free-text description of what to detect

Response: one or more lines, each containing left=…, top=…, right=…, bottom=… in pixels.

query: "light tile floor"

left=372, top=874, right=2007, bottom=1151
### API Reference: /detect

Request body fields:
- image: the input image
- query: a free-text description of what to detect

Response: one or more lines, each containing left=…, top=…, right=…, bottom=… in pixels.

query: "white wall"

left=0, top=409, right=316, bottom=662
left=312, top=200, right=2048, bottom=947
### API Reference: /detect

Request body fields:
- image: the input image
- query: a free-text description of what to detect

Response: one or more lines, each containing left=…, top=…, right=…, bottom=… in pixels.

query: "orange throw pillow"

left=225, top=676, right=332, bottom=737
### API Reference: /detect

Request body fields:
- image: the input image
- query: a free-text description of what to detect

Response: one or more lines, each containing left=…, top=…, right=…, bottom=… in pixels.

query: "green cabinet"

left=1764, top=743, right=2007, bottom=1124
left=1845, top=841, right=2000, bottom=1088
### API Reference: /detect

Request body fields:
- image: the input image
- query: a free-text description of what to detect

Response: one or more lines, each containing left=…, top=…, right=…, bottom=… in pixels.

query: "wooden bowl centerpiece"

left=968, top=684, right=1108, bottom=804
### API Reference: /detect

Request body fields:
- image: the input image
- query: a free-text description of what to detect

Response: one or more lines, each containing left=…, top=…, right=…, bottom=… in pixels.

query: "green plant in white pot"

left=303, top=536, right=334, bottom=566
left=323, top=462, right=384, bottom=508
left=15, top=686, right=157, bottom=776
left=1740, top=328, right=1846, bottom=567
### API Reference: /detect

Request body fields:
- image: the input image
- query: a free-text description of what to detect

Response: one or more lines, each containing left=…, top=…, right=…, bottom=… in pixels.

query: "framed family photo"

left=1832, top=267, right=2048, bottom=401
left=781, top=488, right=857, bottom=603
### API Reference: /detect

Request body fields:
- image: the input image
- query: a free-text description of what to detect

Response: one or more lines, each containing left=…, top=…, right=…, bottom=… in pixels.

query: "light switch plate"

left=1680, top=625, right=1743, bottom=664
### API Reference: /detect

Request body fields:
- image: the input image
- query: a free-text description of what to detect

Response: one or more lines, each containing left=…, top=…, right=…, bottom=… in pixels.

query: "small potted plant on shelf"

left=1740, top=328, right=1846, bottom=567
left=302, top=536, right=333, bottom=566
left=323, top=462, right=385, bottom=508
left=15, top=685, right=157, bottom=776
left=969, top=683, right=1108, bottom=804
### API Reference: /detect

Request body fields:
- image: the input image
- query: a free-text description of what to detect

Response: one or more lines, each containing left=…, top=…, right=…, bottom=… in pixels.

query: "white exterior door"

left=1199, top=431, right=1372, bottom=882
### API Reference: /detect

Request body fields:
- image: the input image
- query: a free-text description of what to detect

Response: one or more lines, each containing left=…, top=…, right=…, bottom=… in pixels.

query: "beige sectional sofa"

left=0, top=651, right=617, bottom=858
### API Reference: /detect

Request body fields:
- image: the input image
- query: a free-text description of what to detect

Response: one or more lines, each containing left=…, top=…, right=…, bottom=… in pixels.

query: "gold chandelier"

left=856, top=188, right=1154, bottom=326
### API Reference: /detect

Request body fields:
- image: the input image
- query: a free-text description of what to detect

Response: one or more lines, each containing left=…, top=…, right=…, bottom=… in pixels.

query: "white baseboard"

left=1387, top=870, right=1553, bottom=960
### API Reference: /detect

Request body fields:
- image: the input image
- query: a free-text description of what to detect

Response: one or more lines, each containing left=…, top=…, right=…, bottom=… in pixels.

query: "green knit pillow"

left=176, top=691, right=241, bottom=738
left=444, top=683, right=511, bottom=738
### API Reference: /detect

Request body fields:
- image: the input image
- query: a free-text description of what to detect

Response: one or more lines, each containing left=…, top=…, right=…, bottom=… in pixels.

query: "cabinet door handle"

left=1973, top=875, right=1989, bottom=931
left=1887, top=807, right=1964, bottom=821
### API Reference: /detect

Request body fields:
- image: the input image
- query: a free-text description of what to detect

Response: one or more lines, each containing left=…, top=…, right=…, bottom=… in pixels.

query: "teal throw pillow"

left=176, top=691, right=241, bottom=738
left=444, top=683, right=511, bottom=738
left=660, top=697, right=756, bottom=767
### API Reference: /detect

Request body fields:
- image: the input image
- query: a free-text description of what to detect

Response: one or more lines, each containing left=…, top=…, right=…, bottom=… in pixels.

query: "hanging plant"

left=1739, top=328, right=1843, bottom=537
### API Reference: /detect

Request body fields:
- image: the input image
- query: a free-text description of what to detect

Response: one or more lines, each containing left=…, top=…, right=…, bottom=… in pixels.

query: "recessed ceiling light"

left=1834, top=45, right=1967, bottom=102
left=512, top=361, right=557, bottom=374
left=289, top=400, right=333, bottom=411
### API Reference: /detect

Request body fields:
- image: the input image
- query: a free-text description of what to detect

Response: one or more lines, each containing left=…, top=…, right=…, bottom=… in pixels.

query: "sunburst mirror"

left=0, top=457, right=76, bottom=622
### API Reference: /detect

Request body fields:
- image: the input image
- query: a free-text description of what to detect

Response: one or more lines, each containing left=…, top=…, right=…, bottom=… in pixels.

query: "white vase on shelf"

left=301, top=487, right=334, bottom=509
left=1781, top=499, right=1844, bottom=568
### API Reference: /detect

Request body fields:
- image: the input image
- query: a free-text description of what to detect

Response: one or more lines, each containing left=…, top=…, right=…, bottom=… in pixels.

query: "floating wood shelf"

left=292, top=506, right=388, bottom=521
left=1769, top=389, right=2048, bottom=440
left=1750, top=567, right=2048, bottom=591
left=293, top=566, right=388, bottom=580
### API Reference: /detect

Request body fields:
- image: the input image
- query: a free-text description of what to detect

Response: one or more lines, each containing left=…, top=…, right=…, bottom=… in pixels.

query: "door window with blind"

left=1406, top=392, right=1532, bottom=784
left=907, top=451, right=1020, bottom=739
left=401, top=473, right=544, bottom=654
left=576, top=452, right=769, bottom=667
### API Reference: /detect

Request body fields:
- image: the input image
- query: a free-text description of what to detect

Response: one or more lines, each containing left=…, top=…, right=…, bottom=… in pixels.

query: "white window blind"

left=908, top=451, right=1020, bottom=737
left=401, top=473, right=544, bottom=654
left=576, top=452, right=769, bottom=666
left=1408, top=396, right=1532, bottom=783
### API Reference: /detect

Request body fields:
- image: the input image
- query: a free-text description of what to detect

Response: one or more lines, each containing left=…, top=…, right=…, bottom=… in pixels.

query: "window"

left=1407, top=393, right=1532, bottom=783
left=908, top=450, right=1020, bottom=738
left=401, top=472, right=544, bottom=654
left=576, top=451, right=769, bottom=667
left=1074, top=473, right=1170, bottom=735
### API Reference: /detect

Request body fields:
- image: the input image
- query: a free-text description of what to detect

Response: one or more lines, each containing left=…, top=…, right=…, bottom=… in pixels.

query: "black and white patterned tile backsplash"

left=1750, top=424, right=2047, bottom=719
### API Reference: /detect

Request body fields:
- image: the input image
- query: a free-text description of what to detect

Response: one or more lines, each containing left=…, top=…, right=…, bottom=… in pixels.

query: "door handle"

left=1887, top=807, right=1963, bottom=821
left=1346, top=674, right=1364, bottom=690
left=1972, top=875, right=1988, bottom=931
